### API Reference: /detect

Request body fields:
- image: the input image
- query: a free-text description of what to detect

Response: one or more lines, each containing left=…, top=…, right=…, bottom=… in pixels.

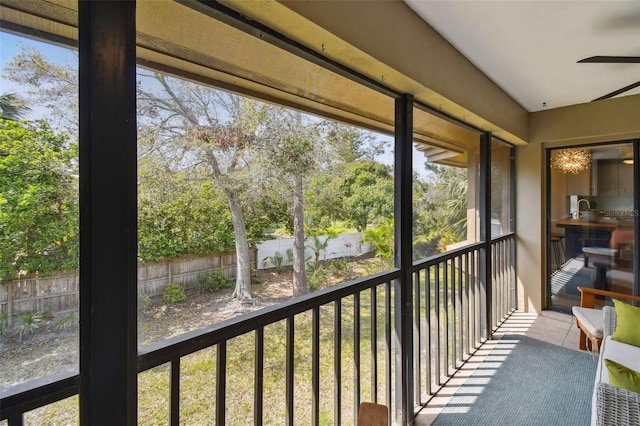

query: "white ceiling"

left=404, top=0, right=640, bottom=112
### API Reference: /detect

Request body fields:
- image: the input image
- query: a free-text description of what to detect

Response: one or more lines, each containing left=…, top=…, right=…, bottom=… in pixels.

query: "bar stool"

left=550, top=233, right=565, bottom=272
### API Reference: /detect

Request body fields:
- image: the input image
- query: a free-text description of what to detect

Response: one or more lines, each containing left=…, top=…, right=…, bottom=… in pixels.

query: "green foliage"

left=18, top=311, right=41, bottom=340
left=0, top=92, right=30, bottom=121
left=4, top=46, right=78, bottom=132
left=263, top=251, right=284, bottom=272
left=163, top=282, right=186, bottom=303
left=0, top=309, right=8, bottom=337
left=305, top=234, right=337, bottom=266
left=413, top=164, right=469, bottom=258
left=319, top=409, right=333, bottom=426
left=307, top=161, right=394, bottom=231
left=306, top=264, right=330, bottom=292
left=412, top=235, right=441, bottom=260
left=196, top=269, right=233, bottom=293
left=329, top=256, right=350, bottom=271
left=362, top=218, right=394, bottom=267
left=55, top=311, right=77, bottom=331
left=137, top=163, right=235, bottom=261
left=0, top=119, right=78, bottom=280
left=138, top=294, right=151, bottom=310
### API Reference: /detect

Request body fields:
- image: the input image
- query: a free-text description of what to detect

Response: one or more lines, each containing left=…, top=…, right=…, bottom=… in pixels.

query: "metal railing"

left=1, top=234, right=515, bottom=425
left=412, top=234, right=516, bottom=404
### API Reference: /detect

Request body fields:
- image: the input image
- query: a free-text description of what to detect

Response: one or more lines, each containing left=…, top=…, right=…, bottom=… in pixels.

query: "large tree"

left=137, top=73, right=269, bottom=300
left=262, top=110, right=320, bottom=296
left=4, top=47, right=77, bottom=133
left=6, top=47, right=268, bottom=300
left=307, top=160, right=394, bottom=231
left=0, top=119, right=78, bottom=280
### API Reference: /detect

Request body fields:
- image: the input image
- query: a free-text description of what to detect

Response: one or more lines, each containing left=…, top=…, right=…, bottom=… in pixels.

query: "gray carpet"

left=432, top=334, right=597, bottom=426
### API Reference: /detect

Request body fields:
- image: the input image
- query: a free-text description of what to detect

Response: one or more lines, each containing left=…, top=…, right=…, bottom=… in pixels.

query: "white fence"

left=257, top=232, right=371, bottom=269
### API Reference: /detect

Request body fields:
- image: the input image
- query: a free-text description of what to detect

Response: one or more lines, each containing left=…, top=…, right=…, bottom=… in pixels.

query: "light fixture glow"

left=552, top=148, right=592, bottom=174
left=623, top=159, right=634, bottom=165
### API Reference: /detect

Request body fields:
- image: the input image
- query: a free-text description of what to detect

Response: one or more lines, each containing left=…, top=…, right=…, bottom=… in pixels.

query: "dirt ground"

left=0, top=256, right=382, bottom=388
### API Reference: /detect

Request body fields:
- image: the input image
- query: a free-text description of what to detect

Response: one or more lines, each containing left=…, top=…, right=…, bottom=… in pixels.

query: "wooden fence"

left=0, top=249, right=256, bottom=318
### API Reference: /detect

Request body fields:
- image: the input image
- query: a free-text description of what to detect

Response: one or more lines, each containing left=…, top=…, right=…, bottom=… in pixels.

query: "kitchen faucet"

left=577, top=199, right=591, bottom=219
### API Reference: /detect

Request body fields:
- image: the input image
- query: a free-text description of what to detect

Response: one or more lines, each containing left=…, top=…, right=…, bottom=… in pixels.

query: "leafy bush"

left=138, top=294, right=151, bottom=310
left=263, top=251, right=284, bottom=272
left=306, top=264, right=330, bottom=292
left=55, top=311, right=78, bottom=331
left=329, top=256, right=350, bottom=271
left=163, top=282, right=186, bottom=303
left=196, top=269, right=233, bottom=293
left=18, top=311, right=41, bottom=340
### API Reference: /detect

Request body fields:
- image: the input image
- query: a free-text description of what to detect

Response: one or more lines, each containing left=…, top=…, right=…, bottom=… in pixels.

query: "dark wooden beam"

left=394, top=93, right=414, bottom=425
left=78, top=1, right=138, bottom=424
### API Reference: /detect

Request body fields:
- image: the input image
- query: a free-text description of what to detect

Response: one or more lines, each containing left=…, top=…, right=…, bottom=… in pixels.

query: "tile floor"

left=413, top=309, right=584, bottom=425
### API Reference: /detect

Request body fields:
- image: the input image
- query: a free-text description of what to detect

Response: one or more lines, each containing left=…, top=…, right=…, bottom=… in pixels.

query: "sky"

left=1, top=30, right=430, bottom=176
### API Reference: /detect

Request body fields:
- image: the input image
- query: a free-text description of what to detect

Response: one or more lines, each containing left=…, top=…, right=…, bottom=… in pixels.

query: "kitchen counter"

left=555, top=218, right=620, bottom=231
left=554, top=218, right=623, bottom=260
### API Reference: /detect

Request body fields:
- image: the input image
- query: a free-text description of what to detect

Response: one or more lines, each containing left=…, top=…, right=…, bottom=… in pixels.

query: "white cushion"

left=573, top=306, right=604, bottom=339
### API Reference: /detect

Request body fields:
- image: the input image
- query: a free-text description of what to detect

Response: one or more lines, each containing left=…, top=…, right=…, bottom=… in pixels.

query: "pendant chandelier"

left=552, top=148, right=592, bottom=174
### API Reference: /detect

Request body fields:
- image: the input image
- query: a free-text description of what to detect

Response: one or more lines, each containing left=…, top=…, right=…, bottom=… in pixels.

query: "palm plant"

left=17, top=312, right=41, bottom=340
left=305, top=234, right=337, bottom=266
left=0, top=93, right=30, bottom=121
left=362, top=218, right=394, bottom=266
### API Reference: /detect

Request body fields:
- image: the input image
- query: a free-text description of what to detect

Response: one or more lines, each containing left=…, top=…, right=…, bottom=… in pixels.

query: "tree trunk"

left=227, top=189, right=252, bottom=300
left=292, top=175, right=307, bottom=296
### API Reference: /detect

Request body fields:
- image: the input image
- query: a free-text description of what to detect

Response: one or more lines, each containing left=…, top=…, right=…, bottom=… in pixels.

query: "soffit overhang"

left=0, top=0, right=514, bottom=166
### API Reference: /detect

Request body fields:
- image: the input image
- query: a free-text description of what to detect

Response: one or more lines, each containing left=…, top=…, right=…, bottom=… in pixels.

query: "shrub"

left=196, top=269, right=233, bottom=293
left=18, top=312, right=41, bottom=340
left=263, top=251, right=284, bottom=272
left=56, top=311, right=78, bottom=331
left=306, top=264, right=330, bottom=292
left=163, top=282, right=186, bottom=303
left=138, top=294, right=151, bottom=310
left=329, top=256, right=350, bottom=271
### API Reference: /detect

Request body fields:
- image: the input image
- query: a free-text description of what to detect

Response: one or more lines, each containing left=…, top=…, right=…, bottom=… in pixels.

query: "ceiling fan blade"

left=578, top=56, right=640, bottom=63
left=592, top=81, right=640, bottom=101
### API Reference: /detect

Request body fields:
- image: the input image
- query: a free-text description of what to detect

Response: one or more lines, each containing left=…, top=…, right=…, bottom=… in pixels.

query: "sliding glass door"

left=547, top=141, right=638, bottom=312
